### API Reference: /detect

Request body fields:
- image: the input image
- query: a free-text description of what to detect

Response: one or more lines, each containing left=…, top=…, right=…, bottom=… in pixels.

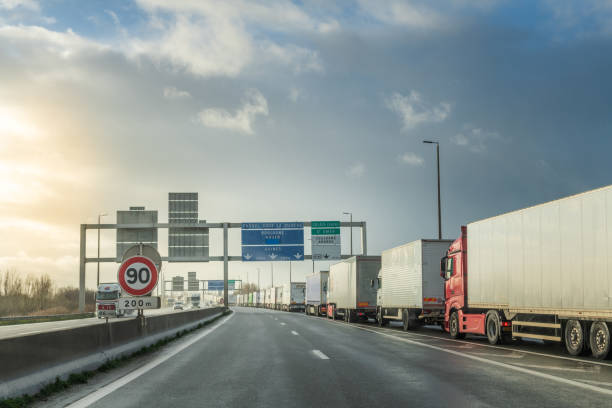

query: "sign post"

left=117, top=249, right=160, bottom=319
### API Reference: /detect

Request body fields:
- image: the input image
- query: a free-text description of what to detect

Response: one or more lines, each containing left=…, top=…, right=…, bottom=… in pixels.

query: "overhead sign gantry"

left=79, top=220, right=367, bottom=312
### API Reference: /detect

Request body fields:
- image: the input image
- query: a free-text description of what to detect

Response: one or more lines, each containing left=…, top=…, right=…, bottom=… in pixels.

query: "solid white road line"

left=66, top=313, right=234, bottom=408
left=312, top=350, right=330, bottom=360
left=310, top=314, right=612, bottom=368
left=356, top=326, right=612, bottom=396
left=291, top=331, right=299, bottom=336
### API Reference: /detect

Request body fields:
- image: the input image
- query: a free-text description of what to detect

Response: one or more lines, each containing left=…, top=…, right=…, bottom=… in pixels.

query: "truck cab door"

left=445, top=254, right=465, bottom=307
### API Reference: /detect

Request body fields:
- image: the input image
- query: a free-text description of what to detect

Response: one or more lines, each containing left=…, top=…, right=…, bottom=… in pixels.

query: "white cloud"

left=399, top=152, right=425, bottom=166
left=104, top=9, right=120, bottom=26
left=451, top=125, right=502, bottom=153
left=346, top=163, right=365, bottom=177
left=129, top=1, right=331, bottom=78
left=0, top=0, right=39, bottom=11
left=130, top=13, right=253, bottom=78
left=358, top=0, right=444, bottom=29
left=163, top=86, right=191, bottom=99
left=318, top=19, right=340, bottom=33
left=288, top=87, right=302, bottom=103
left=261, top=42, right=324, bottom=74
left=197, top=88, right=269, bottom=134
left=386, top=91, right=451, bottom=131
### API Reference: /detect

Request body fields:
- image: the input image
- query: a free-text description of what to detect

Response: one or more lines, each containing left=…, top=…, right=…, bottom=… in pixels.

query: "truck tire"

left=565, top=320, right=586, bottom=356
left=486, top=310, right=503, bottom=345
left=449, top=311, right=465, bottom=339
left=402, top=310, right=413, bottom=331
left=377, top=309, right=387, bottom=327
left=589, top=321, right=611, bottom=360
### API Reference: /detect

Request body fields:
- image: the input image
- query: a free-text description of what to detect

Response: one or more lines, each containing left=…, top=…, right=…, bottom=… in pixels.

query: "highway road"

left=44, top=307, right=612, bottom=408
left=0, top=307, right=206, bottom=340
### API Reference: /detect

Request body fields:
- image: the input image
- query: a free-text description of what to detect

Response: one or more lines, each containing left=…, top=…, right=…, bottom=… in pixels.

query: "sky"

left=1, top=0, right=612, bottom=290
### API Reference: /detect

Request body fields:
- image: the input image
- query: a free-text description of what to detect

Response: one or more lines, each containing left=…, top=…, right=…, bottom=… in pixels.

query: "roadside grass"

left=0, top=314, right=94, bottom=327
left=0, top=310, right=232, bottom=408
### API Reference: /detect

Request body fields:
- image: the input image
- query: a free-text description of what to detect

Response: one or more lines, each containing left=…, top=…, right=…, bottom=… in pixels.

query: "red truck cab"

left=442, top=226, right=487, bottom=338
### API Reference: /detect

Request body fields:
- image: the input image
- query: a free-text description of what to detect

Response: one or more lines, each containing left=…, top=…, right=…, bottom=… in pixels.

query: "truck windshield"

left=96, top=291, right=119, bottom=300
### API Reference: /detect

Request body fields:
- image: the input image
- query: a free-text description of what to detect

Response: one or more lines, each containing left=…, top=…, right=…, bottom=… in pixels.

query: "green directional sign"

left=312, top=228, right=340, bottom=235
left=311, top=221, right=341, bottom=260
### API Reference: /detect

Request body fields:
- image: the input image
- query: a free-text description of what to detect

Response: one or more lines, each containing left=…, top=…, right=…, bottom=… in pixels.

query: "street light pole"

left=423, top=141, right=442, bottom=239
left=343, top=212, right=353, bottom=256
left=96, top=213, right=107, bottom=288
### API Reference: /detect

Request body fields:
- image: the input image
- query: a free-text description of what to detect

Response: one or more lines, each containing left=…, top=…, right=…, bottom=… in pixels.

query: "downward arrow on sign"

left=294, top=253, right=303, bottom=260
left=269, top=254, right=278, bottom=260
left=244, top=253, right=252, bottom=260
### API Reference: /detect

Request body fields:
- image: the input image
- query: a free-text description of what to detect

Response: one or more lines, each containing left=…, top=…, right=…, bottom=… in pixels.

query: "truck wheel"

left=377, top=309, right=386, bottom=327
left=486, top=310, right=502, bottom=345
left=564, top=320, right=586, bottom=356
left=449, top=311, right=465, bottom=339
left=402, top=310, right=412, bottom=331
left=589, top=322, right=611, bottom=360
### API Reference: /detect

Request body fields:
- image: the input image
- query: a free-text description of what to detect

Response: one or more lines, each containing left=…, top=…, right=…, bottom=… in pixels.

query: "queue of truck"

left=238, top=184, right=612, bottom=360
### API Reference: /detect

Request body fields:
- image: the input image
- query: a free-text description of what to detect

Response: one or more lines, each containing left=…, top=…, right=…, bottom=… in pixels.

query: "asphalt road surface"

left=0, top=307, right=205, bottom=340
left=57, top=307, right=612, bottom=408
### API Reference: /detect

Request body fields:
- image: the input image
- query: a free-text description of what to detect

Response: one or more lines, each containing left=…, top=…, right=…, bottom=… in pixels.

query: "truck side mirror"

left=440, top=257, right=447, bottom=280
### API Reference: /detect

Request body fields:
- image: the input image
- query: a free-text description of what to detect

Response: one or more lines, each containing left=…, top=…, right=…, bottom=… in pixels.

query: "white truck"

left=265, top=287, right=276, bottom=309
left=96, top=283, right=134, bottom=318
left=274, top=286, right=283, bottom=310
left=281, top=282, right=306, bottom=312
left=376, top=239, right=452, bottom=329
left=305, top=271, right=329, bottom=316
left=327, top=256, right=381, bottom=322
left=190, top=293, right=201, bottom=308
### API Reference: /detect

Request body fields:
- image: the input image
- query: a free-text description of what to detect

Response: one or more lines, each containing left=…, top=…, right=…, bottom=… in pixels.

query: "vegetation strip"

left=0, top=310, right=231, bottom=408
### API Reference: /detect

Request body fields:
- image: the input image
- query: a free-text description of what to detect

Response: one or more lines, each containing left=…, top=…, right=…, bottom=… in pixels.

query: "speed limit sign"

left=117, top=256, right=159, bottom=296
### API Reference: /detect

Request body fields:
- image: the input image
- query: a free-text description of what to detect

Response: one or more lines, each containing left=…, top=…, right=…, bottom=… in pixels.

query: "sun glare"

left=0, top=107, right=39, bottom=139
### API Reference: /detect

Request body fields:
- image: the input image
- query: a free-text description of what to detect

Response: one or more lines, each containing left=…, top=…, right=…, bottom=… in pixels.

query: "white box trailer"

left=257, top=290, right=265, bottom=307
left=265, top=288, right=275, bottom=308
left=443, top=184, right=612, bottom=358
left=305, top=271, right=329, bottom=316
left=281, top=282, right=306, bottom=312
left=377, top=240, right=452, bottom=329
left=274, top=286, right=283, bottom=310
left=327, top=256, right=381, bottom=322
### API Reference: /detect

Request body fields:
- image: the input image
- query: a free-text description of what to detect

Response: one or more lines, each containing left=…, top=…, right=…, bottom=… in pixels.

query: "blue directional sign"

left=241, top=222, right=304, bottom=261
left=207, top=280, right=236, bottom=291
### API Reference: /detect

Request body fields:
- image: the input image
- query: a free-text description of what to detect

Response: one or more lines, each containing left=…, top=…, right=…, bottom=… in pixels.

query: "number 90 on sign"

left=117, top=256, right=159, bottom=296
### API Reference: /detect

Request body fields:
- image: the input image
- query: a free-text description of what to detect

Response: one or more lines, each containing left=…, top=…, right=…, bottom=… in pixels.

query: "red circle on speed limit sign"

left=117, top=256, right=158, bottom=296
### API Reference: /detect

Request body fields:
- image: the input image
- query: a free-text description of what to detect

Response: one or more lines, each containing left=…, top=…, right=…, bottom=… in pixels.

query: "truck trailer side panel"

left=380, top=240, right=451, bottom=309
left=329, top=256, right=381, bottom=309
left=468, top=185, right=612, bottom=314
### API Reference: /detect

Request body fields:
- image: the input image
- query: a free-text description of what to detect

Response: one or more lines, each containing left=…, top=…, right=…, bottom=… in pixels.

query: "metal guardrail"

left=0, top=313, right=94, bottom=322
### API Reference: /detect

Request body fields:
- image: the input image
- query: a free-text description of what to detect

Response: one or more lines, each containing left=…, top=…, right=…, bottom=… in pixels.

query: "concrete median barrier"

left=0, top=307, right=225, bottom=399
